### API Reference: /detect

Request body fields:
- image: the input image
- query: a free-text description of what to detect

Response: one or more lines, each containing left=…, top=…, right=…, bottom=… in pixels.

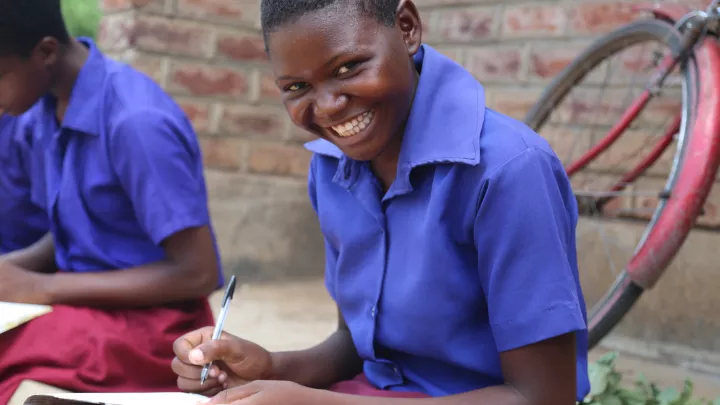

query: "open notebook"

left=0, top=302, right=52, bottom=335
left=23, top=393, right=209, bottom=405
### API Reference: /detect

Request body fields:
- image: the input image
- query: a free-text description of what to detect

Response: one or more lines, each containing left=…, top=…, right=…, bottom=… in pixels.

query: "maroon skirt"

left=0, top=300, right=214, bottom=405
left=329, top=374, right=430, bottom=398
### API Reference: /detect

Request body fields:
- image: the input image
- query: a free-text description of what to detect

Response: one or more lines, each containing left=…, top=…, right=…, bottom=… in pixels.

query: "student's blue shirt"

left=29, top=37, right=223, bottom=284
left=305, top=45, right=590, bottom=400
left=0, top=112, right=49, bottom=253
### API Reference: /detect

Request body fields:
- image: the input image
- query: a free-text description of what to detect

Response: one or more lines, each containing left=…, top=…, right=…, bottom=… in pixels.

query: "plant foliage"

left=61, top=0, right=102, bottom=40
left=583, top=352, right=720, bottom=405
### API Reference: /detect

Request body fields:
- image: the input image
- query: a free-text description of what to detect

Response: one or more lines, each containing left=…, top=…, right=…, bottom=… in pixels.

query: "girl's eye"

left=337, top=62, right=359, bottom=75
left=285, top=83, right=307, bottom=92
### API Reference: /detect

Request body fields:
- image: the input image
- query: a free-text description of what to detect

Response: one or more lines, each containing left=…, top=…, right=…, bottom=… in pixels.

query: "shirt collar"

left=0, top=113, right=11, bottom=129
left=42, top=37, right=108, bottom=136
left=304, top=44, right=484, bottom=187
left=0, top=114, right=15, bottom=157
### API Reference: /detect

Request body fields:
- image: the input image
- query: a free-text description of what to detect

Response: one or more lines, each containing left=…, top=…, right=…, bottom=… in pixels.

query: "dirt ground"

left=10, top=279, right=720, bottom=404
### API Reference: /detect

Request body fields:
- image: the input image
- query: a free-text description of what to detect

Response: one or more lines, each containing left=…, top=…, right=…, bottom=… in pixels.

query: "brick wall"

left=97, top=0, right=720, bottom=352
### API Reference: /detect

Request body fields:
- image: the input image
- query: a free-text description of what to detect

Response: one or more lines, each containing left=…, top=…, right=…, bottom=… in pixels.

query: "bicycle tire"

left=524, top=18, right=699, bottom=349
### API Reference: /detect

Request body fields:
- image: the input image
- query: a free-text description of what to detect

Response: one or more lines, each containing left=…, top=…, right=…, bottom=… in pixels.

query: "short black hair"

left=261, top=0, right=400, bottom=46
left=0, top=0, right=70, bottom=57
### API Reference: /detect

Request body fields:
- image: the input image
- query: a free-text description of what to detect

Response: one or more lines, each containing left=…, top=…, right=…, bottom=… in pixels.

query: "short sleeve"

left=474, top=147, right=587, bottom=352
left=308, top=155, right=339, bottom=301
left=109, top=110, right=210, bottom=245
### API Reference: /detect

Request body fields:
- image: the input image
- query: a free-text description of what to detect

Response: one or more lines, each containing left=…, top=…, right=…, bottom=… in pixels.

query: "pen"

left=200, top=275, right=237, bottom=385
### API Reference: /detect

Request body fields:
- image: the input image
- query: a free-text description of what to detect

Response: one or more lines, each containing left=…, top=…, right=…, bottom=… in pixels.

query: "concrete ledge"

left=205, top=171, right=325, bottom=283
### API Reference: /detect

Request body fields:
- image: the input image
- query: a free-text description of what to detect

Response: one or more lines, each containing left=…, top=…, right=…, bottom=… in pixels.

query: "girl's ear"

left=396, top=0, right=422, bottom=55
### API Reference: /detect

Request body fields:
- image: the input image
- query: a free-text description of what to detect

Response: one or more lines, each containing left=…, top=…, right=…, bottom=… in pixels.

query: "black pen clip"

left=222, top=275, right=237, bottom=306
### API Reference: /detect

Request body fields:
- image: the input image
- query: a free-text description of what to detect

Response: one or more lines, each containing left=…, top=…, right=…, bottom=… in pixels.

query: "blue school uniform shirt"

left=29, top=37, right=223, bottom=284
left=0, top=113, right=49, bottom=253
left=305, top=44, right=590, bottom=400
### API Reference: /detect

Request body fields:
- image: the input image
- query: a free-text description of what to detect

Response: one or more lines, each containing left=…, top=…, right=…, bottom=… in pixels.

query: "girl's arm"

left=329, top=332, right=577, bottom=405
left=270, top=308, right=364, bottom=388
left=0, top=232, right=57, bottom=274
left=29, top=109, right=221, bottom=307
left=41, top=225, right=219, bottom=307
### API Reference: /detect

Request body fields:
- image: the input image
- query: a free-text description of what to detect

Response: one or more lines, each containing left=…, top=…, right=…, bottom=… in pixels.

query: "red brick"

left=465, top=47, right=523, bottom=83
left=200, top=136, right=245, bottom=171
left=527, top=44, right=595, bottom=80
left=639, top=97, right=682, bottom=128
left=102, top=0, right=134, bottom=12
left=413, top=0, right=496, bottom=7
left=429, top=7, right=496, bottom=42
left=219, top=105, right=288, bottom=139
left=486, top=87, right=543, bottom=121
left=247, top=142, right=312, bottom=177
left=611, top=44, right=681, bottom=84
left=289, top=125, right=316, bottom=143
left=135, top=0, right=174, bottom=14
left=131, top=53, right=167, bottom=86
left=528, top=47, right=575, bottom=80
left=590, top=129, right=658, bottom=173
left=132, top=15, right=214, bottom=58
left=168, top=62, right=250, bottom=98
left=255, top=69, right=282, bottom=102
left=553, top=87, right=626, bottom=125
left=570, top=1, right=640, bottom=34
left=217, top=31, right=267, bottom=62
left=177, top=98, right=213, bottom=134
left=98, top=13, right=136, bottom=51
left=419, top=10, right=433, bottom=39
left=434, top=47, right=464, bottom=64
left=537, top=124, right=578, bottom=159
left=177, top=0, right=259, bottom=26
left=502, top=4, right=566, bottom=37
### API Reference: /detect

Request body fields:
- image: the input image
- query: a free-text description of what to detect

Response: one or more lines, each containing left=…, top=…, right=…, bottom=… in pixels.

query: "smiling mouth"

left=330, top=111, right=375, bottom=138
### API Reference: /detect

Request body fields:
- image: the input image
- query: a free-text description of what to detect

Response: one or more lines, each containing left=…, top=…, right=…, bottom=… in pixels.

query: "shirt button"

left=370, top=306, right=377, bottom=318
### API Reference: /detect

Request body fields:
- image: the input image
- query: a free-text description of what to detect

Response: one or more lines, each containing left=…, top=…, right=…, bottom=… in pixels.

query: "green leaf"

left=607, top=371, right=623, bottom=389
left=674, top=380, right=694, bottom=405
left=600, top=394, right=624, bottom=405
left=589, top=363, right=612, bottom=395
left=616, top=387, right=648, bottom=405
left=597, top=352, right=619, bottom=366
left=658, top=388, right=680, bottom=405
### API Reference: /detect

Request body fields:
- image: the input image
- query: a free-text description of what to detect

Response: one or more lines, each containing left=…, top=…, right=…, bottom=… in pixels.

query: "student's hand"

left=0, top=261, right=50, bottom=304
left=172, top=326, right=274, bottom=396
left=203, top=380, right=325, bottom=405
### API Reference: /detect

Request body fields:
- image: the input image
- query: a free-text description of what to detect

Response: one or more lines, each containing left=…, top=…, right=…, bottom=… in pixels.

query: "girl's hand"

left=204, top=380, right=323, bottom=405
left=172, top=326, right=274, bottom=396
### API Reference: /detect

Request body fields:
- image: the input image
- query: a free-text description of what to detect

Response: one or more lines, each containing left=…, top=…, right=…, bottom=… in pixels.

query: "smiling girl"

left=171, top=1, right=590, bottom=405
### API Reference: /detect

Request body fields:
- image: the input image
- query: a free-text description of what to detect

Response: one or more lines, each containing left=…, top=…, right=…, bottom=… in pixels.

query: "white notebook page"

left=25, top=392, right=208, bottom=405
left=0, top=302, right=52, bottom=335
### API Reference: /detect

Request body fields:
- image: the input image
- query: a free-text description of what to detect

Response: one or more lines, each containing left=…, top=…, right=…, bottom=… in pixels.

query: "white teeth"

left=331, top=111, right=374, bottom=138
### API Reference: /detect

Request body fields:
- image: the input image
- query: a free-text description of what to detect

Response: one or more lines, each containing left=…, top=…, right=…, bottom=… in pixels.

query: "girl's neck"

left=370, top=65, right=419, bottom=192
left=370, top=133, right=403, bottom=192
left=50, top=39, right=90, bottom=122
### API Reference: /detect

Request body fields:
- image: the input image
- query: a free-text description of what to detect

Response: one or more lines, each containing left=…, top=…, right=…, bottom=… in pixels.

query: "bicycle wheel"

left=524, top=18, right=699, bottom=349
